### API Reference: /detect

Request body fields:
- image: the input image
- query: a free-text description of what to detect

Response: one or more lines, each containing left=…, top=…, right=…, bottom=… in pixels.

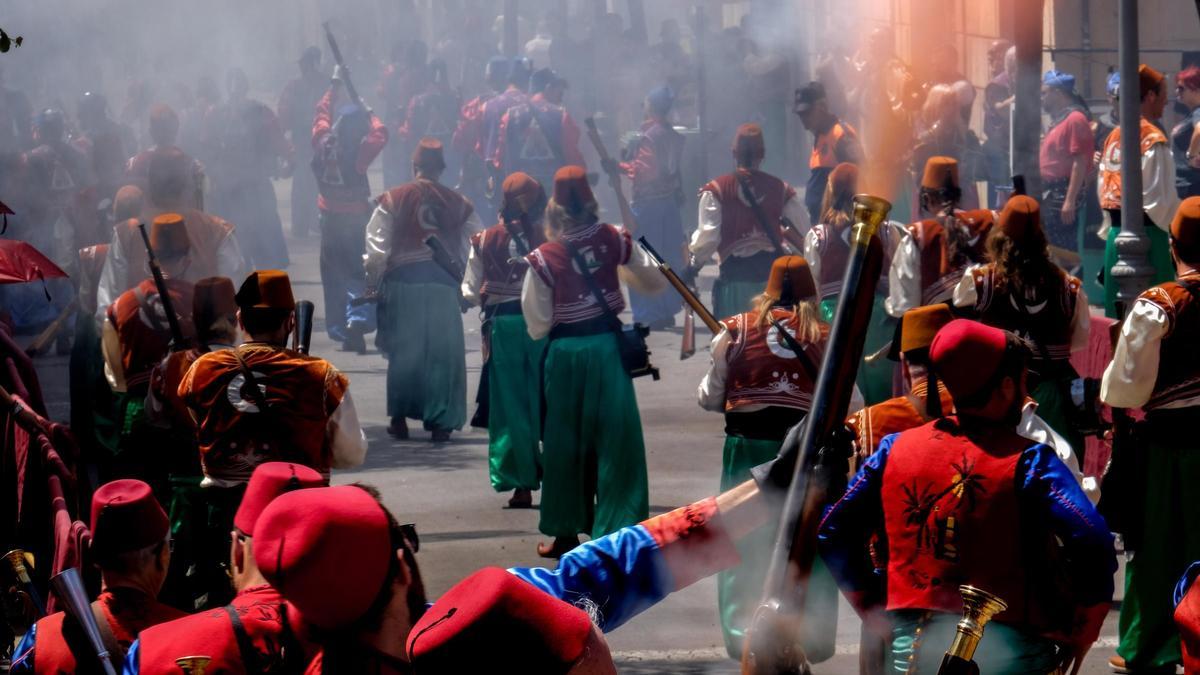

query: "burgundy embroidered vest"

left=377, top=179, right=474, bottom=270
left=970, top=263, right=1080, bottom=375
left=909, top=217, right=990, bottom=305
left=1140, top=277, right=1200, bottom=409
left=721, top=309, right=827, bottom=412
left=525, top=222, right=631, bottom=327
left=881, top=418, right=1046, bottom=627
left=472, top=221, right=544, bottom=304
left=702, top=171, right=793, bottom=261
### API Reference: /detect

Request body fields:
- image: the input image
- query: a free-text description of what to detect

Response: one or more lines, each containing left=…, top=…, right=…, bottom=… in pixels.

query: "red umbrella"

left=0, top=239, right=69, bottom=300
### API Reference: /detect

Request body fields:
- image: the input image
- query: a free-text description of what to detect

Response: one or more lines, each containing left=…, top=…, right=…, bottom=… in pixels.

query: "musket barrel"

left=744, top=194, right=890, bottom=673
left=50, top=568, right=118, bottom=675
left=637, top=237, right=721, bottom=333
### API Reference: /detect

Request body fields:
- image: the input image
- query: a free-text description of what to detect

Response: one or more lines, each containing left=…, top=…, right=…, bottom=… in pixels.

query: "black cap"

left=794, top=81, right=826, bottom=114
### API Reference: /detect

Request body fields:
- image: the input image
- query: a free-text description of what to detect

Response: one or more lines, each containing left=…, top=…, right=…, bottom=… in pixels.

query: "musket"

left=584, top=117, right=638, bottom=233
left=424, top=235, right=472, bottom=313
left=4, top=549, right=46, bottom=617
left=638, top=236, right=720, bottom=356
left=742, top=194, right=891, bottom=675
left=935, top=586, right=1008, bottom=675
left=50, top=568, right=118, bottom=675
left=25, top=297, right=79, bottom=357
left=735, top=170, right=786, bottom=257
left=322, top=22, right=367, bottom=113
left=136, top=223, right=188, bottom=351
left=680, top=243, right=697, bottom=359
left=292, top=300, right=315, bottom=354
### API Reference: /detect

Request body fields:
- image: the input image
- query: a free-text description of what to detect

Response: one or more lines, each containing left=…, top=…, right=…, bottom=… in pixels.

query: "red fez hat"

left=253, top=485, right=392, bottom=629
left=412, top=137, right=447, bottom=172
left=1180, top=66, right=1200, bottom=92
left=921, top=156, right=959, bottom=191
left=733, top=123, right=765, bottom=165
left=828, top=162, right=859, bottom=202
left=1139, top=64, right=1166, bottom=99
left=929, top=319, right=1009, bottom=403
left=997, top=194, right=1043, bottom=241
left=235, top=270, right=295, bottom=311
left=234, top=462, right=325, bottom=534
left=408, top=567, right=592, bottom=673
left=501, top=171, right=545, bottom=216
left=552, top=165, right=595, bottom=214
left=764, top=255, right=817, bottom=305
left=192, top=276, right=237, bottom=326
left=90, top=479, right=169, bottom=558
left=899, top=303, right=955, bottom=354
left=1171, top=196, right=1200, bottom=260
left=150, top=212, right=191, bottom=259
left=957, top=208, right=996, bottom=239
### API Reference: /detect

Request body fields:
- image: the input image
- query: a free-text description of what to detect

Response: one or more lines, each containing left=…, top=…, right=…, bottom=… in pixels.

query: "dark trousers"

left=319, top=210, right=375, bottom=340
left=1041, top=178, right=1078, bottom=251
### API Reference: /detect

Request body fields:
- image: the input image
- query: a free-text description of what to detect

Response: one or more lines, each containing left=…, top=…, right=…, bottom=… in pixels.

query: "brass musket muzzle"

left=946, top=585, right=1008, bottom=663
left=850, top=194, right=892, bottom=246
left=4, top=549, right=32, bottom=584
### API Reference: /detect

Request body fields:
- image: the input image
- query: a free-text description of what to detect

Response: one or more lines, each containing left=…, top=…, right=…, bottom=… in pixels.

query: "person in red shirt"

left=493, top=67, right=585, bottom=189
left=617, top=86, right=686, bottom=329
left=452, top=56, right=510, bottom=217
left=125, top=462, right=326, bottom=674
left=311, top=69, right=388, bottom=351
left=1039, top=70, right=1094, bottom=252
left=11, top=480, right=184, bottom=674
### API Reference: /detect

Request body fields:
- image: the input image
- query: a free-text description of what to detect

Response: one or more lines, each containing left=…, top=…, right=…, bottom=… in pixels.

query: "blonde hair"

left=544, top=196, right=599, bottom=240
left=819, top=179, right=855, bottom=231
left=752, top=294, right=824, bottom=344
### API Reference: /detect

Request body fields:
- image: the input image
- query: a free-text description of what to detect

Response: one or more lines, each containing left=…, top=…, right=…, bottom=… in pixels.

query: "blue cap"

left=646, top=86, right=675, bottom=115
left=1042, top=69, right=1076, bottom=92
left=1107, top=71, right=1121, bottom=97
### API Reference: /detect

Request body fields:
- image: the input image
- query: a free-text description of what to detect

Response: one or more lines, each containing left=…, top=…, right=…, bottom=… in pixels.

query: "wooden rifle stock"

left=136, top=223, right=188, bottom=351
left=742, top=195, right=891, bottom=675
left=583, top=117, right=638, bottom=233
left=637, top=236, right=720, bottom=333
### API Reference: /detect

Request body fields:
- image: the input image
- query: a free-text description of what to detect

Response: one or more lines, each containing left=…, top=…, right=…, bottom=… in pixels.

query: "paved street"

left=24, top=179, right=1130, bottom=674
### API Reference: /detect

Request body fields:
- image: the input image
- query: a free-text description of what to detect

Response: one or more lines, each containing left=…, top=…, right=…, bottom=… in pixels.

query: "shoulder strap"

left=562, top=239, right=622, bottom=331
left=90, top=601, right=126, bottom=671
left=223, top=605, right=264, bottom=674
left=767, top=315, right=820, bottom=381
left=734, top=171, right=785, bottom=255
left=232, top=347, right=273, bottom=414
